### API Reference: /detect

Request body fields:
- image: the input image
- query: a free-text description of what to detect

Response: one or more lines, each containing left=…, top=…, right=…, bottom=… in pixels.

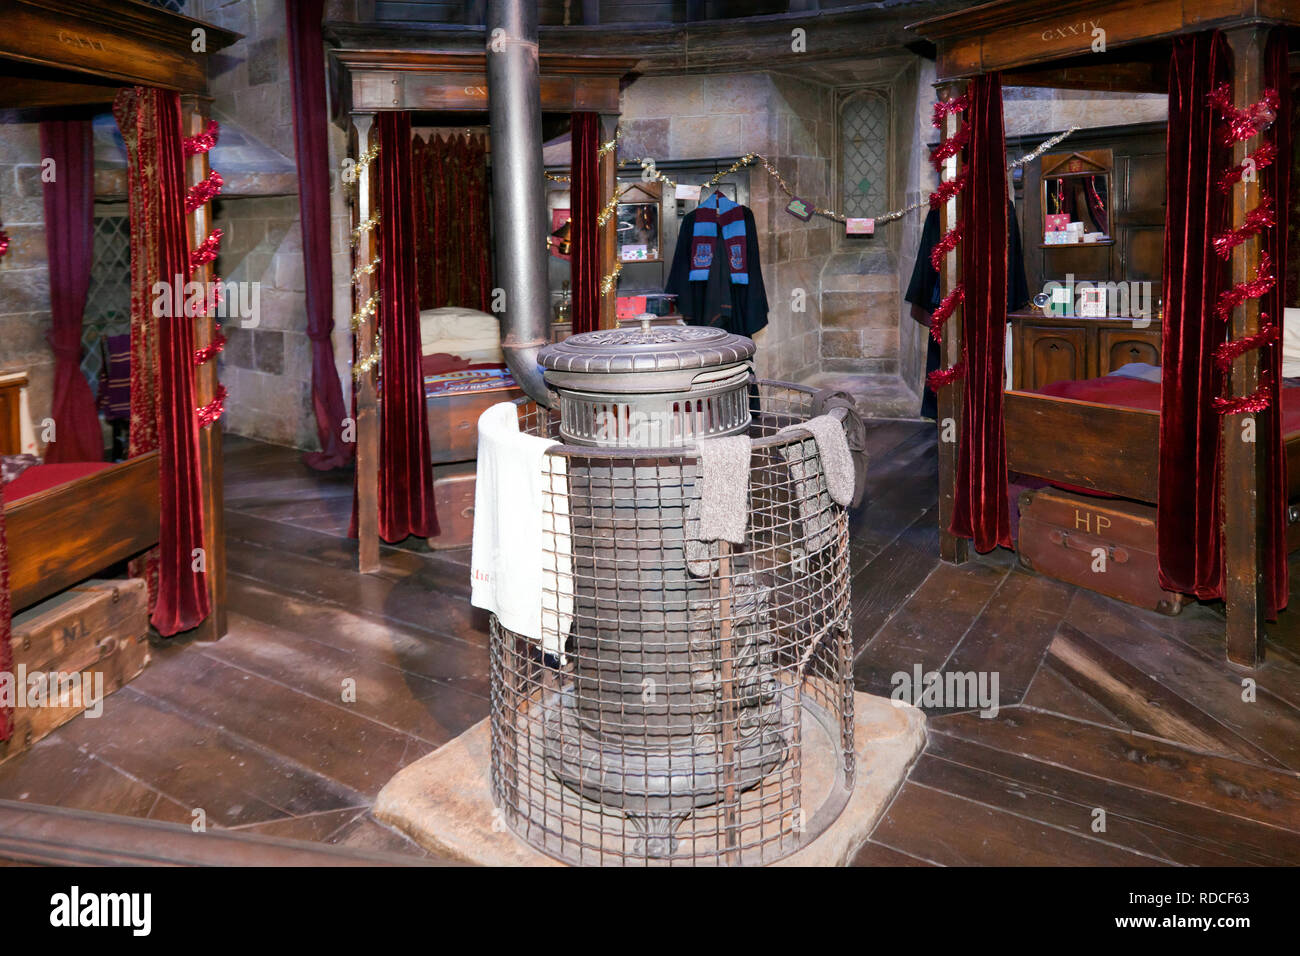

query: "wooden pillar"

left=598, top=112, right=619, bottom=330
left=935, top=80, right=969, bottom=565
left=351, top=112, right=381, bottom=574
left=1222, top=27, right=1270, bottom=667
left=181, top=95, right=226, bottom=640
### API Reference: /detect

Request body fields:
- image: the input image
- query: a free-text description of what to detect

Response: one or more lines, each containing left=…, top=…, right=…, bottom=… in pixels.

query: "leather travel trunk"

left=1, top=578, right=150, bottom=764
left=1017, top=487, right=1188, bottom=616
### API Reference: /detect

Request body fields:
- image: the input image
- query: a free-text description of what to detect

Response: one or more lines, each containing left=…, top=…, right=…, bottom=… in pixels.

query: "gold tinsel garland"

left=550, top=124, right=1082, bottom=298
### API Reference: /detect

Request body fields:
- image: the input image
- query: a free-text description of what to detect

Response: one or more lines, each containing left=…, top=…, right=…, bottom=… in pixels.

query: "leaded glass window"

left=840, top=91, right=889, bottom=222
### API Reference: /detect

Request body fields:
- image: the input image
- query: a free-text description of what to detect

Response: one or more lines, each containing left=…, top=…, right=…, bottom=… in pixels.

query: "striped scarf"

left=688, top=193, right=748, bottom=284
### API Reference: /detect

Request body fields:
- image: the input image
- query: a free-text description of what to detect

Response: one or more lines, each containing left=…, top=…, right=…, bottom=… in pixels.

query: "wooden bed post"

left=935, top=79, right=969, bottom=565
left=598, top=112, right=619, bottom=331
left=1221, top=26, right=1270, bottom=667
left=182, top=95, right=227, bottom=640
left=350, top=112, right=381, bottom=574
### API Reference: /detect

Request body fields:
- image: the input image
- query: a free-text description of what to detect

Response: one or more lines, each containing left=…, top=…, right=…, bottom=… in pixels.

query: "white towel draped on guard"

left=469, top=401, right=573, bottom=661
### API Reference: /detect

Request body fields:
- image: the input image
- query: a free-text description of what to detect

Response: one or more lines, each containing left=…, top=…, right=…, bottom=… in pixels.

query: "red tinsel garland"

left=197, top=384, right=229, bottom=428
left=184, top=170, right=224, bottom=214
left=1212, top=195, right=1274, bottom=259
left=183, top=120, right=220, bottom=156
left=1212, top=382, right=1273, bottom=415
left=1206, top=84, right=1279, bottom=146
left=189, top=228, right=223, bottom=272
left=1218, top=140, right=1277, bottom=193
left=930, top=223, right=963, bottom=271
left=193, top=326, right=227, bottom=366
left=1214, top=250, right=1276, bottom=322
left=929, top=284, right=964, bottom=344
left=931, top=94, right=970, bottom=128
left=929, top=125, right=970, bottom=170
left=927, top=358, right=965, bottom=390
left=0, top=226, right=8, bottom=260
left=928, top=172, right=967, bottom=210
left=1214, top=317, right=1277, bottom=372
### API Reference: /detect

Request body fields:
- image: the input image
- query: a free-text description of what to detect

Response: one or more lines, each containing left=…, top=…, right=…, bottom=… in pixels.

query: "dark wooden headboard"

left=0, top=373, right=27, bottom=456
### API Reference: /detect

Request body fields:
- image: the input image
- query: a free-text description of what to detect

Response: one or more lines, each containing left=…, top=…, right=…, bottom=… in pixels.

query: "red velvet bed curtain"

left=373, top=112, right=437, bottom=541
left=950, top=74, right=1011, bottom=553
left=287, top=0, right=353, bottom=471
left=1158, top=32, right=1233, bottom=601
left=570, top=112, right=600, bottom=335
left=113, top=87, right=210, bottom=636
left=1260, top=29, right=1291, bottom=617
left=39, top=118, right=102, bottom=463
left=412, top=132, right=492, bottom=312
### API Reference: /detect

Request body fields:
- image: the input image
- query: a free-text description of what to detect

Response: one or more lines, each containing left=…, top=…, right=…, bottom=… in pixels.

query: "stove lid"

left=539, top=324, right=755, bottom=375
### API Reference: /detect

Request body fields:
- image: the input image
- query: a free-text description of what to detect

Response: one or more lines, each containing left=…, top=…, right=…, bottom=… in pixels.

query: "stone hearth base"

left=373, top=691, right=925, bottom=867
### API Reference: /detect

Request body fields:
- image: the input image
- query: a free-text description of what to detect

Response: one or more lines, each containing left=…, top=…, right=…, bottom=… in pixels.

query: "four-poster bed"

left=326, top=24, right=636, bottom=571
left=0, top=0, right=236, bottom=639
left=912, top=0, right=1300, bottom=666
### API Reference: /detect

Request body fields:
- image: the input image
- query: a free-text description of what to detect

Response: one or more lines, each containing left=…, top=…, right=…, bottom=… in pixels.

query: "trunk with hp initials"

left=1017, top=487, right=1188, bottom=616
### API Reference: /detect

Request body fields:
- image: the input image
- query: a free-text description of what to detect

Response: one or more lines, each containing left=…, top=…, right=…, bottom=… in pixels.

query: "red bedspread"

left=2, top=461, right=112, bottom=505
left=1035, top=377, right=1300, bottom=438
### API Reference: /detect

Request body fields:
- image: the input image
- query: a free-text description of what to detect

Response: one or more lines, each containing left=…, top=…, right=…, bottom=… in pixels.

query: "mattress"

left=1034, top=376, right=1300, bottom=438
left=2, top=461, right=112, bottom=505
left=420, top=306, right=503, bottom=366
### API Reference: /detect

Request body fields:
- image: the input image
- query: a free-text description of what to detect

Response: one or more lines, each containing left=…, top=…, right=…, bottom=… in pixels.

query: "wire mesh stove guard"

left=489, top=383, right=855, bottom=866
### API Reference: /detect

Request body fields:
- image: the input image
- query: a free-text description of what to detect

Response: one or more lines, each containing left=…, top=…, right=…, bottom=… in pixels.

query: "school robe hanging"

left=665, top=192, right=769, bottom=337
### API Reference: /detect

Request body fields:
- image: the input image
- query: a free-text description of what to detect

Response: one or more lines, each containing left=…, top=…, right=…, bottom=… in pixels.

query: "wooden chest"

left=1, top=578, right=151, bottom=764
left=427, top=388, right=523, bottom=465
left=428, top=461, right=476, bottom=550
left=1017, top=487, right=1187, bottom=616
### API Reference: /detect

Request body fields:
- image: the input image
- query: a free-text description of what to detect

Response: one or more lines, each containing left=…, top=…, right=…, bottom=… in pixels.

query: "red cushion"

left=3, top=462, right=112, bottom=504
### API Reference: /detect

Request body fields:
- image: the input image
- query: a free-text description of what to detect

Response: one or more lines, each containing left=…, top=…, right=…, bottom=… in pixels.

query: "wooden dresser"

left=1009, top=312, right=1162, bottom=391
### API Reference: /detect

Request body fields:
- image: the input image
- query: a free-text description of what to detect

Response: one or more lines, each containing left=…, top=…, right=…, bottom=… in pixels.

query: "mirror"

left=1040, top=149, right=1113, bottom=245
left=616, top=180, right=661, bottom=262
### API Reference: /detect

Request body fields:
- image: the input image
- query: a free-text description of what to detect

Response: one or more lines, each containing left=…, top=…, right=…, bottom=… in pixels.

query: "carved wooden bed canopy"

left=910, top=0, right=1300, bottom=666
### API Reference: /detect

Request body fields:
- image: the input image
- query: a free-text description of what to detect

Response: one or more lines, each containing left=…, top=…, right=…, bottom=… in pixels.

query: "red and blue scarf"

left=688, top=193, right=748, bottom=284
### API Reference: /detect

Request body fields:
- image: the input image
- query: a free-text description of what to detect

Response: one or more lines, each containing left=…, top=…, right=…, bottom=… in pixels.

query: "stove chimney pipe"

left=486, top=0, right=553, bottom=407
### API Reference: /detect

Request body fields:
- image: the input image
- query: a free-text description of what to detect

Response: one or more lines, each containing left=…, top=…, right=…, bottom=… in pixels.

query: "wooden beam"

left=182, top=95, right=227, bottom=641
left=1221, top=26, right=1270, bottom=668
left=0, top=798, right=435, bottom=866
left=598, top=112, right=618, bottom=331
left=0, top=0, right=239, bottom=96
left=351, top=113, right=381, bottom=575
left=935, top=80, right=968, bottom=565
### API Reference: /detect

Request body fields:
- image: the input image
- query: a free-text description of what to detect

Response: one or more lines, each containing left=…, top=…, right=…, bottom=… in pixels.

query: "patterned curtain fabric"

left=39, top=118, right=103, bottom=463
left=949, top=74, right=1011, bottom=552
left=570, top=112, right=601, bottom=334
left=411, top=132, right=492, bottom=312
left=1157, top=32, right=1233, bottom=600
left=287, top=0, right=352, bottom=471
left=113, top=86, right=210, bottom=636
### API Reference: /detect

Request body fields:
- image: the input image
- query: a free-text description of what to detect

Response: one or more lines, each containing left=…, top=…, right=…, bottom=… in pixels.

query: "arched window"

left=840, top=90, right=890, bottom=223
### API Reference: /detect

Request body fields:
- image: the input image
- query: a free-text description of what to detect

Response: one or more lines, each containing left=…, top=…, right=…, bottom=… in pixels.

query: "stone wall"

left=0, top=118, right=51, bottom=454
left=192, top=0, right=353, bottom=452
left=1002, top=87, right=1167, bottom=136
left=618, top=71, right=835, bottom=383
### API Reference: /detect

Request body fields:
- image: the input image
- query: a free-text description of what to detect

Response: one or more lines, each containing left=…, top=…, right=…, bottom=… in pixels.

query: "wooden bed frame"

left=2, top=454, right=159, bottom=611
left=326, top=23, right=636, bottom=572
left=0, top=0, right=237, bottom=634
left=912, top=0, right=1300, bottom=666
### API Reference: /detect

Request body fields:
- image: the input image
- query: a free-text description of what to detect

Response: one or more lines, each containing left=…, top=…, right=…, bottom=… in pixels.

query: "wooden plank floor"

left=2, top=427, right=1299, bottom=866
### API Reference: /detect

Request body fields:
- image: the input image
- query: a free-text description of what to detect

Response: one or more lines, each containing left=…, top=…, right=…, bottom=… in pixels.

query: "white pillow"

left=1283, top=308, right=1300, bottom=379
left=419, top=307, right=500, bottom=348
